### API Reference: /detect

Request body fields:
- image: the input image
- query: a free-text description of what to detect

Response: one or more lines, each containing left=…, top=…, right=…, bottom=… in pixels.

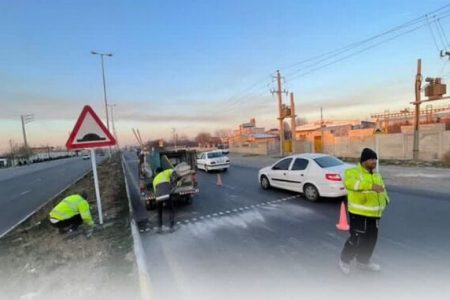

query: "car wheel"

left=223, top=168, right=228, bottom=172
left=260, top=175, right=270, bottom=190
left=303, top=184, right=320, bottom=202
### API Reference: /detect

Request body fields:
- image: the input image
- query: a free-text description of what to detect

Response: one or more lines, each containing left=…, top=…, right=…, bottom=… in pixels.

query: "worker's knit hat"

left=360, top=148, right=378, bottom=163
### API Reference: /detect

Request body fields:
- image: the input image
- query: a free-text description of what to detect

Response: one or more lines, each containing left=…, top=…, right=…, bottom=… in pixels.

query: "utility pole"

left=271, top=70, right=288, bottom=156
left=320, top=107, right=324, bottom=153
left=413, top=59, right=422, bottom=161
left=290, top=92, right=297, bottom=154
left=9, top=139, right=15, bottom=167
left=172, top=128, right=177, bottom=149
left=20, top=114, right=34, bottom=159
left=412, top=58, right=449, bottom=160
left=21, top=115, right=28, bottom=149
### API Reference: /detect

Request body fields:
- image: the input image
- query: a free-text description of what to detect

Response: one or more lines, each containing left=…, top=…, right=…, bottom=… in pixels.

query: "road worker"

left=339, top=148, right=390, bottom=274
left=153, top=167, right=176, bottom=232
left=49, top=191, right=94, bottom=234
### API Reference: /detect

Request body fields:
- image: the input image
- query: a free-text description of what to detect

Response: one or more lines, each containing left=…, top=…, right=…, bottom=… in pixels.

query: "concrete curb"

left=121, top=154, right=153, bottom=300
left=0, top=160, right=98, bottom=238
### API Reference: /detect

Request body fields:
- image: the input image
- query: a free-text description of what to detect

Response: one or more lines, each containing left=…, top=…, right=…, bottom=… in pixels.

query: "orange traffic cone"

left=336, top=201, right=350, bottom=231
left=216, top=174, right=223, bottom=186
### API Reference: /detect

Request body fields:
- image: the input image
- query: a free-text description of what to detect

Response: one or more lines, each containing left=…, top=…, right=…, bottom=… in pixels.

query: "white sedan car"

left=258, top=153, right=353, bottom=201
left=197, top=151, right=231, bottom=172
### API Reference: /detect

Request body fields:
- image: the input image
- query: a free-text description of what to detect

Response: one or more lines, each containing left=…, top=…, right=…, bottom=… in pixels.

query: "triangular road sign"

left=66, top=105, right=116, bottom=149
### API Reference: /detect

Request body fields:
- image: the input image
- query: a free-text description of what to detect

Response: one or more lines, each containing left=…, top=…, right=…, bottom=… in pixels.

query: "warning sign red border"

left=66, top=105, right=117, bottom=150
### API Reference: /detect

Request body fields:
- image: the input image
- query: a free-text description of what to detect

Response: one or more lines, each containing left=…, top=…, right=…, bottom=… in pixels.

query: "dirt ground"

left=0, top=154, right=140, bottom=300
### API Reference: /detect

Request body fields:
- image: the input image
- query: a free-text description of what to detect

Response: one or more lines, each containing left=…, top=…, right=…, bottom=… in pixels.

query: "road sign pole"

left=90, top=148, right=103, bottom=224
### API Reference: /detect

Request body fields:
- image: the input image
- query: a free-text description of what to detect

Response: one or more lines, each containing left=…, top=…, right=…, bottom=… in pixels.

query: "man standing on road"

left=339, top=148, right=390, bottom=274
left=153, top=168, right=176, bottom=232
left=48, top=191, right=94, bottom=234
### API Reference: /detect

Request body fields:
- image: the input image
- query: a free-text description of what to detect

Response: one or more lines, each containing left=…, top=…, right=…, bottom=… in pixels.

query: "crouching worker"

left=153, top=168, right=176, bottom=232
left=49, top=191, right=94, bottom=234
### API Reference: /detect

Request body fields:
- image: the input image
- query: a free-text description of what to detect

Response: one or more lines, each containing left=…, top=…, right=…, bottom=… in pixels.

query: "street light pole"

left=91, top=51, right=113, bottom=132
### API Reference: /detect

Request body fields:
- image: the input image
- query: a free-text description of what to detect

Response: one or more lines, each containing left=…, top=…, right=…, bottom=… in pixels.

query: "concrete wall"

left=230, top=143, right=269, bottom=155
left=293, top=140, right=313, bottom=153
left=321, top=129, right=450, bottom=161
left=230, top=141, right=281, bottom=156
left=231, top=128, right=450, bottom=161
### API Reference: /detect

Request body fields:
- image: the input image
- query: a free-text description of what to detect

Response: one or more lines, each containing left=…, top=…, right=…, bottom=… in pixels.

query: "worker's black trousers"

left=157, top=197, right=175, bottom=228
left=340, top=213, right=379, bottom=264
left=50, top=214, right=83, bottom=230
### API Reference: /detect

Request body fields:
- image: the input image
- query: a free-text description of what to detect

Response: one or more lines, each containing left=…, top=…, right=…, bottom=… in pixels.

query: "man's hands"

left=372, top=184, right=385, bottom=193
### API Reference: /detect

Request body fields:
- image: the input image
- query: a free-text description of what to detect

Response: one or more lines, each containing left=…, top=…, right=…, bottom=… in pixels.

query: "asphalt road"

left=0, top=156, right=105, bottom=238
left=122, top=152, right=450, bottom=300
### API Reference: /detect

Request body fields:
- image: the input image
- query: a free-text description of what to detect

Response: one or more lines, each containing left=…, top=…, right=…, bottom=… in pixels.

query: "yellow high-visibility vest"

left=49, top=194, right=94, bottom=226
left=344, top=164, right=390, bottom=218
left=153, top=169, right=174, bottom=192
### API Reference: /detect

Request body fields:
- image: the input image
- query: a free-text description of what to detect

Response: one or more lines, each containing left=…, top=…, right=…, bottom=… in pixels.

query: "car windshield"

left=208, top=152, right=223, bottom=159
left=314, top=156, right=344, bottom=168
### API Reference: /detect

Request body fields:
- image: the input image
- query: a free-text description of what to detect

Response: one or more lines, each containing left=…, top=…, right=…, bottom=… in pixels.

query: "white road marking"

left=20, top=190, right=31, bottom=196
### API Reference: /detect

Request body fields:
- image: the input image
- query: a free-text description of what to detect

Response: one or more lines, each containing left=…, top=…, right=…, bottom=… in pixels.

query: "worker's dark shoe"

left=338, top=259, right=351, bottom=275
left=356, top=261, right=381, bottom=272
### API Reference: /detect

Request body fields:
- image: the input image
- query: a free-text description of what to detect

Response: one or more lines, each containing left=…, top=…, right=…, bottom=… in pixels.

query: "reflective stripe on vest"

left=348, top=202, right=386, bottom=212
left=50, top=210, right=72, bottom=220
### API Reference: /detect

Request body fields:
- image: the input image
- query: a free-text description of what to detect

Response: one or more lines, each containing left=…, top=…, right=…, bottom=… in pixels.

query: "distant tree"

left=195, top=132, right=212, bottom=147
left=215, top=129, right=231, bottom=141
left=16, top=146, right=33, bottom=158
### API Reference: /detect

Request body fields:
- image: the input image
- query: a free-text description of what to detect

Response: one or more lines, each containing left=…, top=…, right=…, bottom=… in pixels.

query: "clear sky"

left=1, top=0, right=450, bottom=153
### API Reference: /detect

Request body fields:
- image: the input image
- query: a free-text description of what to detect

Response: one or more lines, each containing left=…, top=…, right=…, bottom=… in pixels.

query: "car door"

left=197, top=153, right=206, bottom=170
left=268, top=158, right=293, bottom=189
left=285, top=158, right=310, bottom=192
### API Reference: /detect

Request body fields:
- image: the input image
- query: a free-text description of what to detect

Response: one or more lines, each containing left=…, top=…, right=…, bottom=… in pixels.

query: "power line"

left=426, top=14, right=442, bottom=52
left=436, top=17, right=450, bottom=47
left=281, top=3, right=450, bottom=72
left=285, top=10, right=450, bottom=83
left=433, top=15, right=448, bottom=48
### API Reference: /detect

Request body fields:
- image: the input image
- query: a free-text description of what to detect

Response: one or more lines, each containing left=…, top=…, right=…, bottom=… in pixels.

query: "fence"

left=321, top=128, right=450, bottom=161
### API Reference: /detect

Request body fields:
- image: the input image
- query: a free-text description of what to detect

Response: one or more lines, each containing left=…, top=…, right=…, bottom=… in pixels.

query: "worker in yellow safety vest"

left=49, top=191, right=94, bottom=234
left=339, top=148, right=390, bottom=274
left=153, top=168, right=175, bottom=232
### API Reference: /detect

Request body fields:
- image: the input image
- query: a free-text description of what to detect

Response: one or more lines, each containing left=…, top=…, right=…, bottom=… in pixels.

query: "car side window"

left=292, top=158, right=309, bottom=171
left=272, top=158, right=293, bottom=170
